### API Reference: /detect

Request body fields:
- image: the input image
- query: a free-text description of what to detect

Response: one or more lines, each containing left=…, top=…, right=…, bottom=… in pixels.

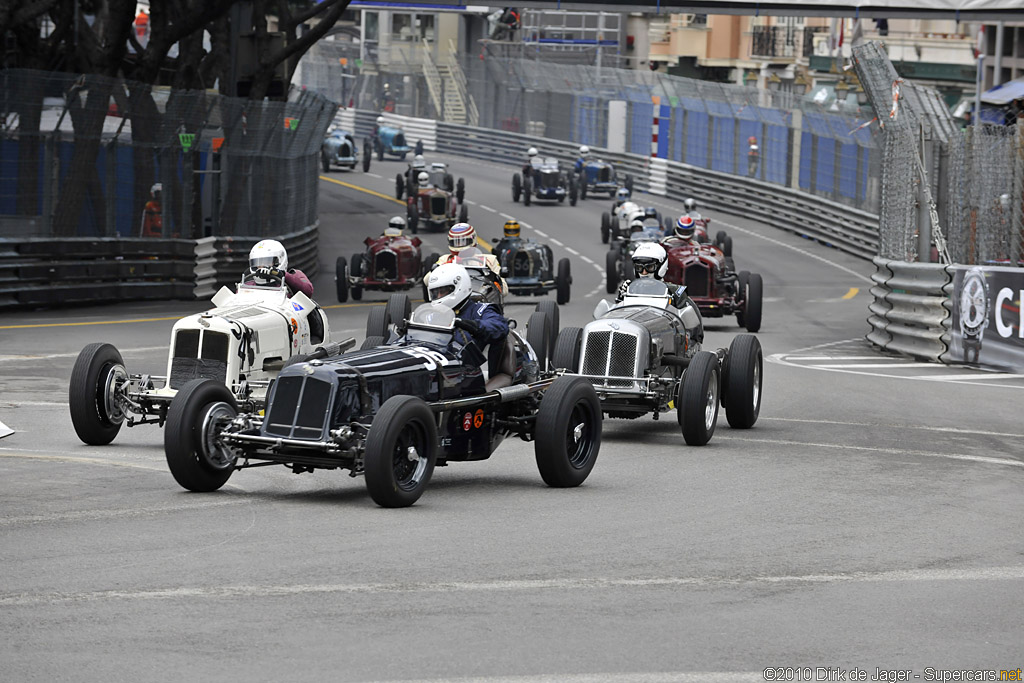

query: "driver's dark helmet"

left=631, top=242, right=668, bottom=280
left=503, top=219, right=521, bottom=238
left=644, top=207, right=658, bottom=220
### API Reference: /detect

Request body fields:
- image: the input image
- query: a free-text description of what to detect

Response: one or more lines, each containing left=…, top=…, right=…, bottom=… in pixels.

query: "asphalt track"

left=0, top=150, right=1022, bottom=682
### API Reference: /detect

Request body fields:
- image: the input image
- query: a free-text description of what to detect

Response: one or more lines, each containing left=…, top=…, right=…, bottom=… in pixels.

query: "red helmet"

left=748, top=136, right=758, bottom=144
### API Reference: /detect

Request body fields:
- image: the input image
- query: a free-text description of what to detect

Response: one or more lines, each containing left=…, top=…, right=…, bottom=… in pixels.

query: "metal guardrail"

left=867, top=257, right=952, bottom=361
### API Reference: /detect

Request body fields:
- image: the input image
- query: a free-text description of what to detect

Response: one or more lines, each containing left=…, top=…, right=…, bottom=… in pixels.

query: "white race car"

left=69, top=272, right=353, bottom=445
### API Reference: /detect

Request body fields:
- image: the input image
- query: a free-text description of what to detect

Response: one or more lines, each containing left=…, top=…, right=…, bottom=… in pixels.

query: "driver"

left=615, top=242, right=684, bottom=304
left=426, top=263, right=509, bottom=368
left=246, top=239, right=313, bottom=298
left=522, top=146, right=539, bottom=180
left=426, top=223, right=508, bottom=296
left=574, top=145, right=590, bottom=173
left=683, top=197, right=703, bottom=222
left=662, top=215, right=700, bottom=247
left=383, top=215, right=406, bottom=237
left=416, top=170, right=431, bottom=189
left=612, top=186, right=631, bottom=210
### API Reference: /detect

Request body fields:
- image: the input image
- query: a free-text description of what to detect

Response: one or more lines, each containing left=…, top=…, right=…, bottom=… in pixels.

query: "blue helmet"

left=675, top=215, right=696, bottom=240
left=616, top=187, right=631, bottom=202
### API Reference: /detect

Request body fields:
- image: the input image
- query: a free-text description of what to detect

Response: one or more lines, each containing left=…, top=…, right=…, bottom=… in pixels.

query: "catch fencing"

left=299, top=45, right=882, bottom=215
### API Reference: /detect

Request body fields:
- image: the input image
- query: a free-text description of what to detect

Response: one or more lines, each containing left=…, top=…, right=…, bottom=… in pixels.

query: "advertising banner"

left=949, top=266, right=1024, bottom=371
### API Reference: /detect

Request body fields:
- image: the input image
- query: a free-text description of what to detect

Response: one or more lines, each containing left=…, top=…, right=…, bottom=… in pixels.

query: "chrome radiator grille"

left=582, top=329, right=639, bottom=388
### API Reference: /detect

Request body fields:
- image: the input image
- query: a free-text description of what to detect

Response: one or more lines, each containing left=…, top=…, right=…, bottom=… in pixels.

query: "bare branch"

left=288, top=0, right=344, bottom=30
left=258, top=0, right=350, bottom=74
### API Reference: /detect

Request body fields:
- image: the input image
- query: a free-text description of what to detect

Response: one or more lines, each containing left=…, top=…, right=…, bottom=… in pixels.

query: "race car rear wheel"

left=164, top=379, right=238, bottom=492
left=722, top=235, right=733, bottom=258
left=526, top=310, right=551, bottom=372
left=364, top=395, right=437, bottom=508
left=743, top=273, right=763, bottom=333
left=534, top=377, right=601, bottom=488
left=350, top=252, right=364, bottom=300
left=677, top=351, right=720, bottom=446
left=716, top=230, right=727, bottom=246
left=366, top=305, right=392, bottom=340
left=569, top=177, right=578, bottom=206
left=335, top=256, right=349, bottom=303
left=600, top=212, right=610, bottom=244
left=361, top=335, right=385, bottom=350
left=605, top=249, right=620, bottom=294
left=735, top=270, right=750, bottom=327
left=458, top=203, right=468, bottom=224
left=321, top=150, right=330, bottom=173
left=578, top=172, right=588, bottom=199
left=555, top=258, right=571, bottom=305
left=407, top=204, right=419, bottom=234
left=535, top=300, right=559, bottom=351
left=512, top=173, right=522, bottom=202
left=395, top=173, right=405, bottom=200
left=523, top=177, right=532, bottom=206
left=444, top=173, right=454, bottom=192
left=69, top=342, right=127, bottom=445
left=723, top=334, right=762, bottom=430
left=386, top=293, right=412, bottom=327
left=456, top=177, right=465, bottom=204
left=552, top=326, right=582, bottom=372
left=362, top=142, right=372, bottom=172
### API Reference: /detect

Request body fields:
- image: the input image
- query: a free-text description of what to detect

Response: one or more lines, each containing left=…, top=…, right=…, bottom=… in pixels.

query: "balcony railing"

left=750, top=26, right=828, bottom=60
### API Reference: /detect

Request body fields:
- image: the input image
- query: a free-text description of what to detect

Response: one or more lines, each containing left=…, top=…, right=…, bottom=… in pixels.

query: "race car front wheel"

left=555, top=258, right=571, bottom=305
left=364, top=396, right=437, bottom=508
left=677, top=351, right=719, bottom=446
left=164, top=379, right=238, bottom=492
left=336, top=256, right=349, bottom=303
left=723, top=334, right=762, bottom=430
left=534, top=377, right=602, bottom=488
left=69, top=343, right=128, bottom=445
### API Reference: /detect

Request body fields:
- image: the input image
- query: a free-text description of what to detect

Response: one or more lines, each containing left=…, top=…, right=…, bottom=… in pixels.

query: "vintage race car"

left=69, top=273, right=351, bottom=446
left=604, top=222, right=666, bottom=293
left=512, top=157, right=578, bottom=206
left=336, top=230, right=426, bottom=302
left=371, top=125, right=412, bottom=161
left=162, top=302, right=601, bottom=507
left=396, top=161, right=465, bottom=203
left=663, top=240, right=761, bottom=332
left=551, top=278, right=763, bottom=446
left=492, top=235, right=572, bottom=305
left=322, top=129, right=371, bottom=173
left=601, top=201, right=655, bottom=244
left=405, top=163, right=467, bottom=233
left=576, top=160, right=632, bottom=199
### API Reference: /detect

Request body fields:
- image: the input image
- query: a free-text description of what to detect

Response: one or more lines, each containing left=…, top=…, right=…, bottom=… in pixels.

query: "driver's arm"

left=472, top=303, right=509, bottom=346
left=614, top=279, right=631, bottom=303
left=485, top=255, right=508, bottom=295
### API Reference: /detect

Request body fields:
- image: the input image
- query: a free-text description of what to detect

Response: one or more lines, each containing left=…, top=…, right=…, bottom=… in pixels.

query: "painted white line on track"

left=4, top=565, right=1022, bottom=606
left=549, top=238, right=564, bottom=247
left=0, top=346, right=165, bottom=363
left=566, top=247, right=580, bottom=256
left=580, top=255, right=595, bottom=265
left=500, top=213, right=516, bottom=220
left=923, top=373, right=1024, bottom=381
left=366, top=172, right=382, bottom=179
left=478, top=204, right=496, bottom=213
left=0, top=401, right=66, bottom=408
left=533, top=229, right=548, bottom=237
left=785, top=356, right=895, bottom=361
left=0, top=499, right=249, bottom=527
left=809, top=363, right=953, bottom=369
left=761, top=416, right=1023, bottom=439
left=365, top=674, right=766, bottom=683
left=715, top=434, right=1024, bottom=468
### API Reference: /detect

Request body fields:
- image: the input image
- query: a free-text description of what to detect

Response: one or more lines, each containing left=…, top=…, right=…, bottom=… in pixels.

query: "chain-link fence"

left=853, top=40, right=1024, bottom=264
left=298, top=39, right=882, bottom=214
left=0, top=68, right=337, bottom=239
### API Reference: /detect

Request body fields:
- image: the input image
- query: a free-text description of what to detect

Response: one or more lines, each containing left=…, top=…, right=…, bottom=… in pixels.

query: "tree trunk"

left=52, top=81, right=114, bottom=236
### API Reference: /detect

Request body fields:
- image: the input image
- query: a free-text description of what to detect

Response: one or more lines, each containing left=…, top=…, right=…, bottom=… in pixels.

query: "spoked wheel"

left=534, top=377, right=602, bottom=487
left=335, top=256, right=349, bottom=303
left=364, top=396, right=438, bottom=508
left=69, top=342, right=128, bottom=445
left=164, top=379, right=238, bottom=492
left=723, top=334, right=763, bottom=429
left=677, top=351, right=720, bottom=446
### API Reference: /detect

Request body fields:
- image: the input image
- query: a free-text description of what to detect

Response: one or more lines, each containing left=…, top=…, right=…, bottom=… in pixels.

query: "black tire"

left=361, top=335, right=385, bottom=351
left=555, top=258, right=571, bottom=305
left=569, top=178, right=578, bottom=206
left=395, top=173, right=405, bottom=200
left=715, top=230, right=727, bottom=246
left=366, top=305, right=392, bottom=339
left=164, top=379, right=238, bottom=492
left=744, top=272, right=763, bottom=333
left=386, top=293, right=412, bottom=327
left=408, top=204, right=419, bottom=234
left=415, top=140, right=424, bottom=156
left=377, top=142, right=384, bottom=161
left=736, top=270, right=749, bottom=327
left=69, top=342, right=127, bottom=445
left=606, top=249, right=620, bottom=294
left=526, top=310, right=551, bottom=372
left=458, top=203, right=468, bottom=224
left=722, top=235, right=733, bottom=258
left=351, top=252, right=364, bottom=301
left=600, top=212, right=610, bottom=244
left=444, top=173, right=454, bottom=192
left=551, top=326, right=582, bottom=372
left=512, top=173, right=521, bottom=202
left=363, top=395, right=438, bottom=508
left=335, top=256, right=349, bottom=303
left=677, top=350, right=720, bottom=446
left=724, top=256, right=736, bottom=273
left=723, top=334, right=763, bottom=430
left=534, top=377, right=601, bottom=487
left=535, top=300, right=560, bottom=352
left=362, top=144, right=371, bottom=172
left=456, top=177, right=465, bottom=204
left=424, top=252, right=440, bottom=278
left=624, top=175, right=634, bottom=194
left=579, top=172, right=588, bottom=199
left=523, top=177, right=532, bottom=206
left=321, top=150, right=330, bottom=173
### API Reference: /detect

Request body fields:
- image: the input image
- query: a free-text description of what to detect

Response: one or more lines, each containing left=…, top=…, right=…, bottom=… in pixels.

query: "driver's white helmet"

left=387, top=216, right=406, bottom=235
left=249, top=239, right=288, bottom=274
left=684, top=197, right=697, bottom=213
left=427, top=263, right=472, bottom=311
left=631, top=242, right=668, bottom=280
left=417, top=171, right=430, bottom=185
left=150, top=183, right=162, bottom=197
left=376, top=116, right=384, bottom=125
left=527, top=147, right=538, bottom=158
left=579, top=145, right=590, bottom=156
left=412, top=154, right=426, bottom=169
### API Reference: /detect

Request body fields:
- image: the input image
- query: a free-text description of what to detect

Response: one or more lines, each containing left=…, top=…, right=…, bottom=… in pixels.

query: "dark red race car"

left=664, top=241, right=762, bottom=332
left=335, top=229, right=436, bottom=302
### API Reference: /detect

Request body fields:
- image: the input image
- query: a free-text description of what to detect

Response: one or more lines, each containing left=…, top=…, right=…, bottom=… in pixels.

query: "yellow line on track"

left=842, top=287, right=860, bottom=300
left=319, top=175, right=403, bottom=205
left=0, top=316, right=180, bottom=330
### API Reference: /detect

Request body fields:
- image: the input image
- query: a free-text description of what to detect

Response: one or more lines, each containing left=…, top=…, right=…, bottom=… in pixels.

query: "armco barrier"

left=867, top=257, right=952, bottom=361
left=0, top=223, right=319, bottom=310
left=345, top=109, right=879, bottom=261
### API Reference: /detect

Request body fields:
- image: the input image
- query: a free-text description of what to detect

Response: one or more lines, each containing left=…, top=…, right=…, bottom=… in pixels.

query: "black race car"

left=492, top=235, right=571, bottom=304
left=163, top=303, right=601, bottom=508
